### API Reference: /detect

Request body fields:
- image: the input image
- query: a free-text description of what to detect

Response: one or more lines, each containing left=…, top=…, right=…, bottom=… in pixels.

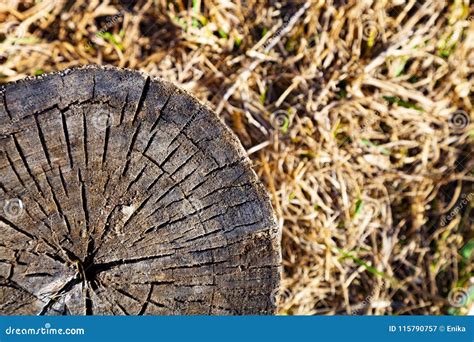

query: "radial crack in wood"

left=0, top=65, right=281, bottom=315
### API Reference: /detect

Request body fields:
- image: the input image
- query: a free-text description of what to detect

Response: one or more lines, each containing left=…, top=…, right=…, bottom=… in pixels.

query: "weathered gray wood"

left=0, top=65, right=281, bottom=315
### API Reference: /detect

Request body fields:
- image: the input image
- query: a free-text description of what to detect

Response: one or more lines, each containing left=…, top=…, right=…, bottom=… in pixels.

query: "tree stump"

left=0, top=66, right=281, bottom=315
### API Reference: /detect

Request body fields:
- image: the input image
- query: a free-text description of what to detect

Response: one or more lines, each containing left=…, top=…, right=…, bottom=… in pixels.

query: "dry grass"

left=1, top=0, right=473, bottom=315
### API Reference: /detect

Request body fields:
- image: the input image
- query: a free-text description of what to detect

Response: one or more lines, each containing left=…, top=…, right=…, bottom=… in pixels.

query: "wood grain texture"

left=0, top=65, right=281, bottom=315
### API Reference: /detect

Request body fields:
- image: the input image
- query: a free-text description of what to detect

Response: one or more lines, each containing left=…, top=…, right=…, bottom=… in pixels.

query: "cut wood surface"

left=0, top=65, right=281, bottom=315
